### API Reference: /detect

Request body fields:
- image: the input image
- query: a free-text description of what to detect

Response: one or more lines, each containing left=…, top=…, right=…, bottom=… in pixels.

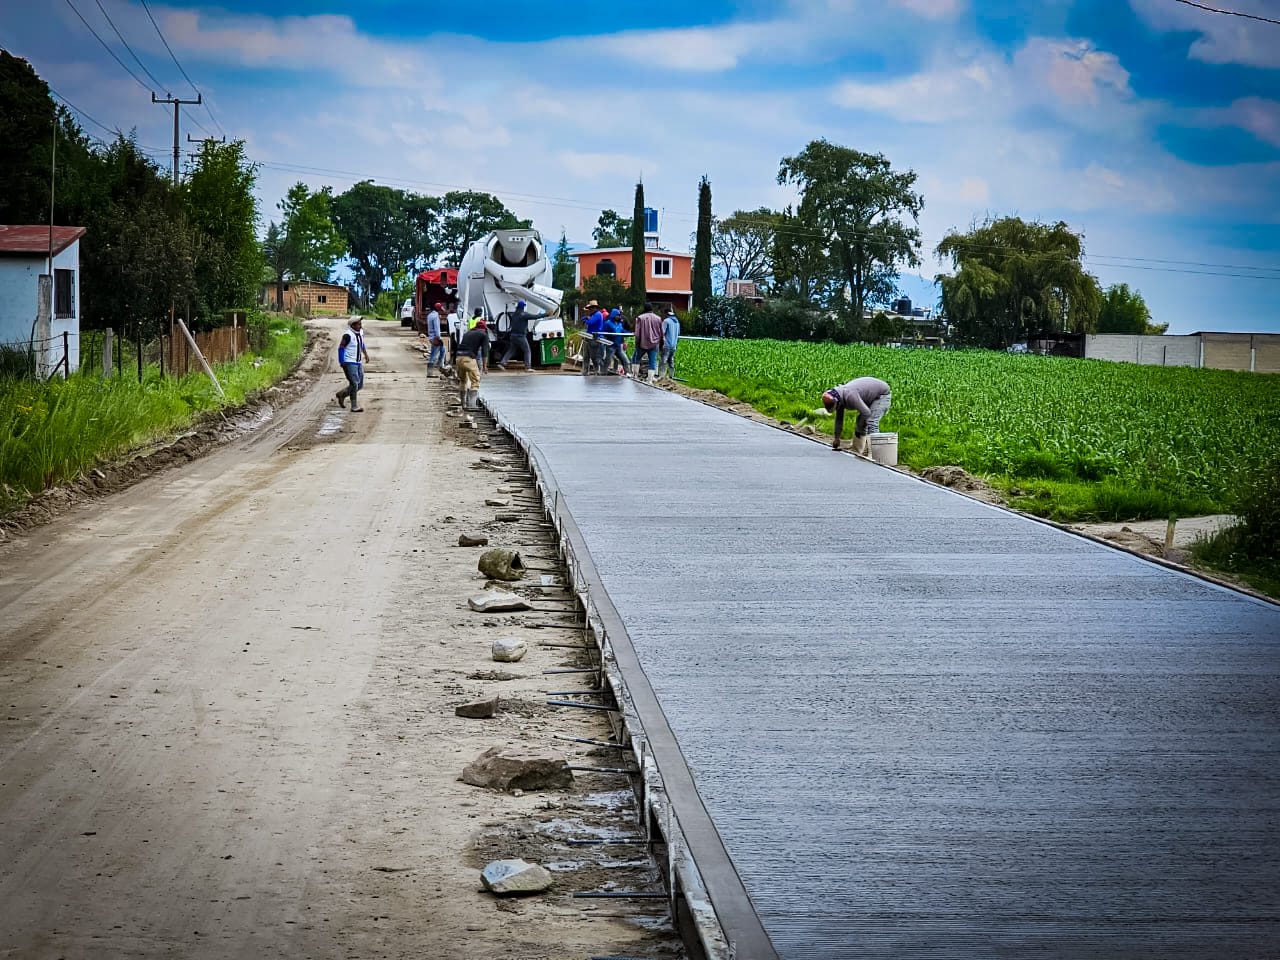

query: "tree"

left=592, top=210, right=629, bottom=248
left=562, top=273, right=628, bottom=317
left=1098, top=282, right=1164, bottom=334
left=552, top=231, right=575, bottom=291
left=432, top=190, right=525, bottom=269
left=712, top=207, right=777, bottom=290
left=0, top=50, right=57, bottom=226
left=333, top=181, right=436, bottom=307
left=936, top=216, right=1102, bottom=348
left=777, top=139, right=922, bottom=327
left=629, top=182, right=646, bottom=309
left=770, top=205, right=837, bottom=305
left=692, top=176, right=713, bottom=310
left=183, top=140, right=262, bottom=321
left=263, top=182, right=345, bottom=310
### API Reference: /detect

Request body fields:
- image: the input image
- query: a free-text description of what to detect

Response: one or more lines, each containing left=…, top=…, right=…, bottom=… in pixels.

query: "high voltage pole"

left=187, top=132, right=226, bottom=164
left=152, top=92, right=201, bottom=185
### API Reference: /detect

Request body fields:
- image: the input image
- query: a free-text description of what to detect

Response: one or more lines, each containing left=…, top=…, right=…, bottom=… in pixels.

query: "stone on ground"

left=467, top=590, right=532, bottom=612
left=458, top=533, right=489, bottom=547
left=491, top=637, right=527, bottom=662
left=462, top=747, right=574, bottom=792
left=455, top=696, right=500, bottom=719
left=485, top=497, right=511, bottom=507
left=481, top=858, right=554, bottom=895
left=478, top=548, right=526, bottom=581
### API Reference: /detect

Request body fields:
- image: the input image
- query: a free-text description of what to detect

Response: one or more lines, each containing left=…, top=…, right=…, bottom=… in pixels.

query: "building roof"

left=572, top=247, right=693, bottom=259
left=0, top=225, right=86, bottom=257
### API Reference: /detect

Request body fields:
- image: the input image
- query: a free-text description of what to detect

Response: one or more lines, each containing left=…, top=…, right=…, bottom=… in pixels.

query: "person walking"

left=425, top=301, right=445, bottom=377
left=633, top=303, right=663, bottom=381
left=659, top=307, right=680, bottom=379
left=335, top=316, right=369, bottom=411
left=497, top=300, right=543, bottom=371
left=582, top=302, right=607, bottom=376
left=604, top=308, right=630, bottom=375
left=456, top=318, right=490, bottom=409
left=821, top=376, right=891, bottom=455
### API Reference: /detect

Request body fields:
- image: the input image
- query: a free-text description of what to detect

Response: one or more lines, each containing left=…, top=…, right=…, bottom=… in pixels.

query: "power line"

left=1171, top=0, right=1280, bottom=26
left=62, top=0, right=152, bottom=93
left=91, top=0, right=166, bottom=92
left=139, top=0, right=226, bottom=139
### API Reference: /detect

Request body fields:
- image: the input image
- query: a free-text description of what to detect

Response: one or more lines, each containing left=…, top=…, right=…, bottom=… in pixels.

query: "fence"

left=1085, top=332, right=1280, bottom=373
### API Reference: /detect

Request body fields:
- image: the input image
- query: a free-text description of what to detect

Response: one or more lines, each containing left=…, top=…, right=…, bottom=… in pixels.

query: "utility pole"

left=152, top=92, right=202, bottom=185
left=186, top=132, right=225, bottom=165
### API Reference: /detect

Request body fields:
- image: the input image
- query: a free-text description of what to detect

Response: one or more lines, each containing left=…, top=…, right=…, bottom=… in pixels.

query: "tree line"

left=581, top=138, right=1161, bottom=348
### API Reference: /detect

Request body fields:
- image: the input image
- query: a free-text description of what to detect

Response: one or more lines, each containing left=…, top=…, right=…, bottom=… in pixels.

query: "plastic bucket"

left=868, top=432, right=898, bottom=466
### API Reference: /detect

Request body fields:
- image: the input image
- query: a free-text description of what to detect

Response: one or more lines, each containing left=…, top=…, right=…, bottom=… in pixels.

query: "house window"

left=652, top=258, right=672, bottom=278
left=318, top=294, right=327, bottom=303
left=596, top=258, right=616, bottom=277
left=54, top=269, right=75, bottom=318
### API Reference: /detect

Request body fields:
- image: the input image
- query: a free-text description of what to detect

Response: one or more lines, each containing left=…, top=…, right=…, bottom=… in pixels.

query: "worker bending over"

left=822, top=376, right=891, bottom=455
left=456, top=318, right=490, bottom=410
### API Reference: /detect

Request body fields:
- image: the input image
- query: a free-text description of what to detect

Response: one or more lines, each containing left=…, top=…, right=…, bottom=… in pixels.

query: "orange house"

left=571, top=247, right=694, bottom=311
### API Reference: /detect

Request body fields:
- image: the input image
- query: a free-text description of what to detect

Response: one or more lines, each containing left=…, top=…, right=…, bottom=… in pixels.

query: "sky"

left=2, top=0, right=1278, bottom=333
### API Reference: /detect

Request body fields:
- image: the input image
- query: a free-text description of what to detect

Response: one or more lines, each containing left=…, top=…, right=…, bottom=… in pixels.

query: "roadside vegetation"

left=1189, top=459, right=1280, bottom=597
left=675, top=338, right=1280, bottom=524
left=0, top=314, right=303, bottom=513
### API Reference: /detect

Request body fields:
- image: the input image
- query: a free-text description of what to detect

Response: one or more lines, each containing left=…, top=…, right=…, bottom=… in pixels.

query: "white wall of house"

left=0, top=240, right=81, bottom=374
left=1085, top=333, right=1201, bottom=368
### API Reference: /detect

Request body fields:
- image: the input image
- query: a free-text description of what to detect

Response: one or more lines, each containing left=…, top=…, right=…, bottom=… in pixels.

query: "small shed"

left=259, top=279, right=349, bottom=316
left=0, top=225, right=86, bottom=375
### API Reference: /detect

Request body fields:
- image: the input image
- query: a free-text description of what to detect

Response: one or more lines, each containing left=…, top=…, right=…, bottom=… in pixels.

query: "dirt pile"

left=920, top=465, right=1006, bottom=505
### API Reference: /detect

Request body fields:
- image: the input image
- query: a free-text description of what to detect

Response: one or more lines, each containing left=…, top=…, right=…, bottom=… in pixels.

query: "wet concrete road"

left=482, top=375, right=1280, bottom=960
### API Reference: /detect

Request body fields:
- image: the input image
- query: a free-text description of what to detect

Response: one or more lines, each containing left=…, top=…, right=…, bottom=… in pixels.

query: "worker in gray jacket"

left=822, top=376, right=891, bottom=455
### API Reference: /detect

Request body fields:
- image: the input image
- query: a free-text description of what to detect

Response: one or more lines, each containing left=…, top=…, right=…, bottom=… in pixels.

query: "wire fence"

left=4, top=317, right=253, bottom=383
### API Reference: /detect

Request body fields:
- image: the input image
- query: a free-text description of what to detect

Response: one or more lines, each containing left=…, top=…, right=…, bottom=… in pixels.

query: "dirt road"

left=0, top=318, right=677, bottom=959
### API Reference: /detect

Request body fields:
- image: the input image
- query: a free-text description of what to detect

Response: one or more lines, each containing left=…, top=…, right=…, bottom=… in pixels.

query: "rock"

left=491, top=637, right=528, bottom=662
left=455, top=696, right=499, bottom=719
left=468, top=590, right=532, bottom=613
left=797, top=424, right=816, bottom=436
left=494, top=513, right=520, bottom=523
left=458, top=533, right=489, bottom=547
left=485, top=498, right=511, bottom=507
left=481, top=858, right=554, bottom=895
left=478, top=548, right=526, bottom=581
left=462, top=747, right=574, bottom=792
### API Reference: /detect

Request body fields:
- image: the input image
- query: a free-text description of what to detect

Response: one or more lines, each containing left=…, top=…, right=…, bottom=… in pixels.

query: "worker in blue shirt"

left=603, top=308, right=630, bottom=376
left=582, top=302, right=607, bottom=376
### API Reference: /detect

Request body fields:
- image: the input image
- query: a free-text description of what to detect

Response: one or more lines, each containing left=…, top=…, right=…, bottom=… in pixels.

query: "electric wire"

left=1171, top=0, right=1280, bottom=26
left=90, top=0, right=167, bottom=92
left=139, top=0, right=227, bottom=138
left=62, top=0, right=152, bottom=93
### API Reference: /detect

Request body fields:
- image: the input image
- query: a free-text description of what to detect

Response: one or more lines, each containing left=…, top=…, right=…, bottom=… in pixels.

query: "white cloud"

left=832, top=59, right=1002, bottom=122
left=1222, top=97, right=1280, bottom=147
left=1129, top=0, right=1280, bottom=69
left=1014, top=38, right=1132, bottom=106
left=893, top=0, right=966, bottom=18
left=558, top=151, right=652, bottom=180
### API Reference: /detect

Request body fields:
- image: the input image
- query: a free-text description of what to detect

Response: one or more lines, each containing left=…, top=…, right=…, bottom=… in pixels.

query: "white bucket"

left=868, top=432, right=898, bottom=466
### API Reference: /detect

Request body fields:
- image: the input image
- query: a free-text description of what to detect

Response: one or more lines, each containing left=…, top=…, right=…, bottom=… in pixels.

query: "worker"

left=456, top=318, right=489, bottom=410
left=659, top=307, right=680, bottom=379
left=497, top=300, right=544, bottom=371
left=632, top=302, right=663, bottom=381
left=604, top=308, right=630, bottom=375
left=468, top=307, right=484, bottom=330
left=822, top=376, right=891, bottom=455
left=582, top=302, right=607, bottom=376
left=425, top=301, right=445, bottom=377
left=334, top=316, right=369, bottom=412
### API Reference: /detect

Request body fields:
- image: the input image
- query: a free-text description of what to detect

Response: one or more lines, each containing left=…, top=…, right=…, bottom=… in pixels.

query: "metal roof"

left=0, top=225, right=86, bottom=256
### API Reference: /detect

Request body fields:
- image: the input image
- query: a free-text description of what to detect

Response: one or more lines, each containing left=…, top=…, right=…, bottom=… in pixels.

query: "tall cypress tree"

left=692, top=175, right=713, bottom=309
left=629, top=181, right=646, bottom=309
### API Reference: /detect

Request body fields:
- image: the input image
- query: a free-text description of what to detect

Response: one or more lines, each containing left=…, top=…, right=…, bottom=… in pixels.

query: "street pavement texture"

left=481, top=374, right=1280, bottom=960
left=0, top=319, right=678, bottom=960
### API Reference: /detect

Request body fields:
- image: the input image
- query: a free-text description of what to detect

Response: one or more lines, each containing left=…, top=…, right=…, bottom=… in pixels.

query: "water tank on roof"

left=894, top=296, right=912, bottom=315
left=643, top=207, right=658, bottom=234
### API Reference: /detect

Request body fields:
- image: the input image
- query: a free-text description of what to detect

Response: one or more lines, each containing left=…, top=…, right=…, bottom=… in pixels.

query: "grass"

left=1190, top=527, right=1280, bottom=599
left=676, top=338, right=1280, bottom=523
left=0, top=314, right=304, bottom=513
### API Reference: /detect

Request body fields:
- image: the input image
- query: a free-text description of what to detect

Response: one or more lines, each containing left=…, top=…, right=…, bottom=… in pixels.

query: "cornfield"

left=676, top=339, right=1280, bottom=521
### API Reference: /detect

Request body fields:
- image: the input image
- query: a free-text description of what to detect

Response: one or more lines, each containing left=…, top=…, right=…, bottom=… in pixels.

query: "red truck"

left=412, top=268, right=458, bottom=333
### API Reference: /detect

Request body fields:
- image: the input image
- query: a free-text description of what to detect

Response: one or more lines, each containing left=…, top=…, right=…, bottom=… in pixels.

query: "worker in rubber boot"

left=659, top=308, right=680, bottom=379
left=497, top=300, right=543, bottom=371
left=335, top=317, right=369, bottom=412
left=456, top=318, right=489, bottom=410
left=822, top=377, right=890, bottom=455
left=633, top=303, right=663, bottom=381
left=425, top=302, right=445, bottom=376
left=604, top=308, right=630, bottom=375
left=582, top=303, right=607, bottom=376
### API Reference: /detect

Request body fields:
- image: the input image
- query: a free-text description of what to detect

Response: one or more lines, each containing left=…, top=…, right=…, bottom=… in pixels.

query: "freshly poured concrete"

left=483, top=375, right=1280, bottom=959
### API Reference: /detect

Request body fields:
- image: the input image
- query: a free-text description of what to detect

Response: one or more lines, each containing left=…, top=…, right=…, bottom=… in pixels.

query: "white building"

left=0, top=225, right=86, bottom=375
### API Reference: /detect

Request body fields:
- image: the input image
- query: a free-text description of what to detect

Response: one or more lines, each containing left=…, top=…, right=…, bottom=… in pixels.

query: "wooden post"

left=1164, top=518, right=1177, bottom=555
left=35, top=275, right=52, bottom=379
left=136, top=322, right=143, bottom=382
left=232, top=312, right=239, bottom=361
left=62, top=330, right=70, bottom=378
left=176, top=317, right=225, bottom=397
left=103, top=327, right=113, bottom=377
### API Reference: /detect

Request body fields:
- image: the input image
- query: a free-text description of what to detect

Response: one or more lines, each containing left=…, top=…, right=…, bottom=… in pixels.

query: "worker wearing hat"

left=821, top=376, right=891, bottom=455
left=425, top=301, right=445, bottom=376
left=582, top=302, right=608, bottom=376
left=335, top=316, right=370, bottom=412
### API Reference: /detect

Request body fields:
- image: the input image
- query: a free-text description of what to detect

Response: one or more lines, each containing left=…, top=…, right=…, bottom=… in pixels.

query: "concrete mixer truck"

left=450, top=228, right=565, bottom=368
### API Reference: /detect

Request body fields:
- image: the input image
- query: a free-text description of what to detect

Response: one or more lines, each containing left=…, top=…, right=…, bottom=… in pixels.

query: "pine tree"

left=692, top=176, right=713, bottom=309
left=630, top=181, right=646, bottom=309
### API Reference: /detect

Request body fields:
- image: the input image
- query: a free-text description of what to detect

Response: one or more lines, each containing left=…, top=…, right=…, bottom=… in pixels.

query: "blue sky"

left=2, top=0, right=1278, bottom=333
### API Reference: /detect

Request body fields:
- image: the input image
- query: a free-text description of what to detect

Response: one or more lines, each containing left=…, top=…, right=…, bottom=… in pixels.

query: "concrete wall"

left=1086, top=332, right=1280, bottom=374
left=0, top=242, right=80, bottom=373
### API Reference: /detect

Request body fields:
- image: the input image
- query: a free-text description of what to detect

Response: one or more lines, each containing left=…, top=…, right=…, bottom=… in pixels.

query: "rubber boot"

left=426, top=365, right=437, bottom=378
left=464, top=389, right=478, bottom=411
left=646, top=368, right=657, bottom=384
left=852, top=434, right=870, bottom=458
